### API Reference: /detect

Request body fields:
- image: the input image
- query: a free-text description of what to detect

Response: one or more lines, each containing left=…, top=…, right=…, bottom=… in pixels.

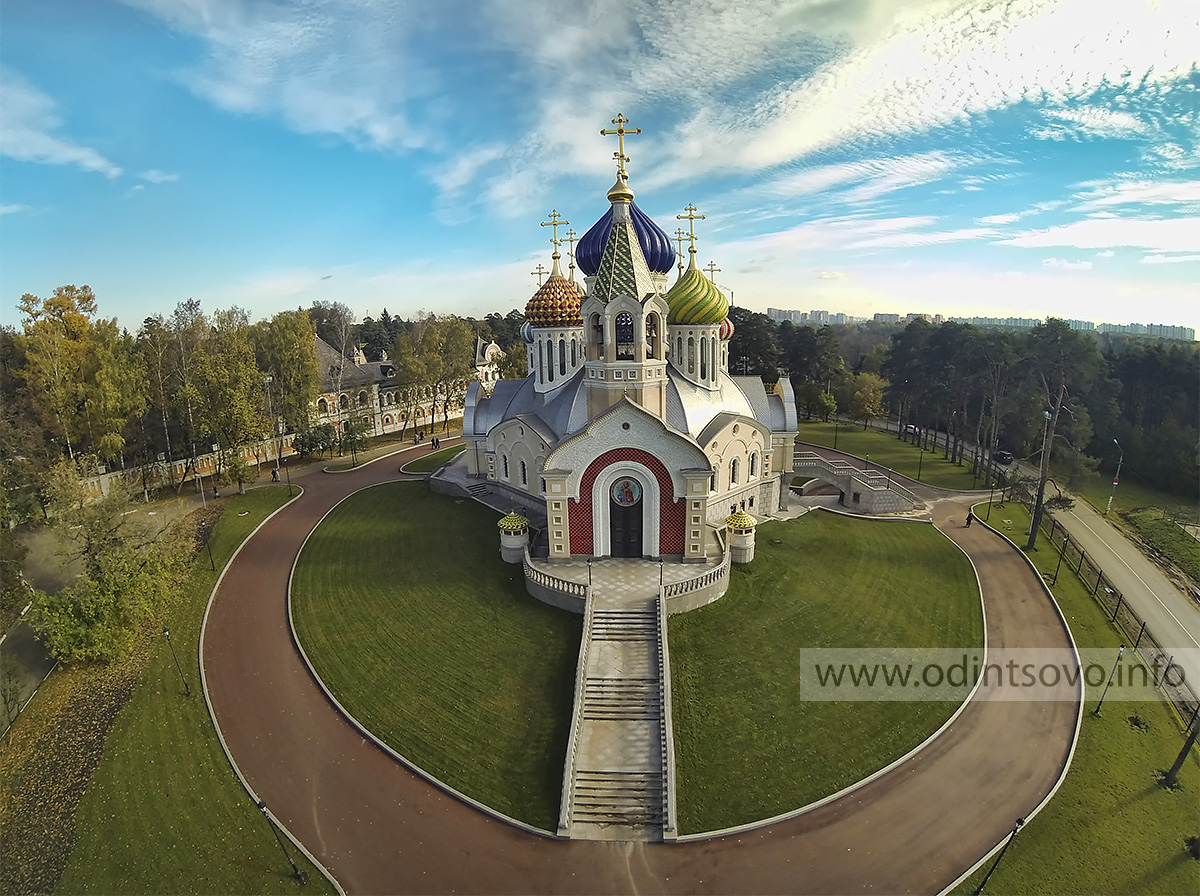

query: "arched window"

left=700, top=336, right=708, bottom=380
left=646, top=314, right=660, bottom=358
left=710, top=465, right=717, bottom=492
left=570, top=338, right=577, bottom=367
left=519, top=460, right=528, bottom=486
left=687, top=337, right=695, bottom=375
left=730, top=457, right=740, bottom=485
left=749, top=452, right=758, bottom=477
left=545, top=338, right=554, bottom=382
left=615, top=312, right=634, bottom=360
left=591, top=313, right=604, bottom=355
left=676, top=335, right=683, bottom=363
left=339, top=394, right=349, bottom=410
left=502, top=454, right=509, bottom=479
left=712, top=340, right=718, bottom=379
left=559, top=337, right=566, bottom=376
left=318, top=398, right=328, bottom=415
left=358, top=390, right=368, bottom=407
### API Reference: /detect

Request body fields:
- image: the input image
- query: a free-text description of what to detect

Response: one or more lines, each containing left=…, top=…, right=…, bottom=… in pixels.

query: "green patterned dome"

left=497, top=511, right=529, bottom=532
left=666, top=256, right=728, bottom=324
left=725, top=510, right=757, bottom=530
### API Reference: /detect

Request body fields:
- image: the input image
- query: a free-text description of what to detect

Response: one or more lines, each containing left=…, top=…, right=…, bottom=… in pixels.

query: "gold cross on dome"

left=600, top=113, right=641, bottom=177
left=531, top=263, right=548, bottom=286
left=540, top=209, right=569, bottom=256
left=704, top=261, right=721, bottom=284
left=673, top=228, right=687, bottom=278
left=565, top=228, right=579, bottom=279
left=677, top=203, right=706, bottom=251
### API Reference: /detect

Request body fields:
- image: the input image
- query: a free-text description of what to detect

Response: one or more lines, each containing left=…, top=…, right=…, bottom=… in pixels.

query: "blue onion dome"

left=520, top=321, right=535, bottom=343
left=665, top=254, right=728, bottom=324
left=576, top=200, right=675, bottom=276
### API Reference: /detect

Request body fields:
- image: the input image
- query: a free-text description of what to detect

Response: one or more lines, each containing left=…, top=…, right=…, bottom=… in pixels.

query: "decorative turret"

left=498, top=510, right=530, bottom=563
left=666, top=204, right=727, bottom=389
left=725, top=510, right=757, bottom=563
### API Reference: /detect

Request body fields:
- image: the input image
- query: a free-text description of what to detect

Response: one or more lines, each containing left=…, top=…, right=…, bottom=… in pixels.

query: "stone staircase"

left=560, top=595, right=674, bottom=841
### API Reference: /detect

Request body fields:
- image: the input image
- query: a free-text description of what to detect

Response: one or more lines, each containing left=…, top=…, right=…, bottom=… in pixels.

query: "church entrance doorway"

left=609, top=476, right=643, bottom=558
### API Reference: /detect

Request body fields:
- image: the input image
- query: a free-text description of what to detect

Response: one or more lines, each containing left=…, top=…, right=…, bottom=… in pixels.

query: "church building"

left=462, top=116, right=796, bottom=564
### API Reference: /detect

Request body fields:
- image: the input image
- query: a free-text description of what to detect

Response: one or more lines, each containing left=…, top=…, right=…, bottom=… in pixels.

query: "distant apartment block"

left=1096, top=322, right=1195, bottom=340
left=873, top=312, right=900, bottom=323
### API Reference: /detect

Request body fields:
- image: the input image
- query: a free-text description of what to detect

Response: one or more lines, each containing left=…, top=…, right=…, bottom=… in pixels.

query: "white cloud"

left=0, top=67, right=122, bottom=177
left=816, top=270, right=844, bottom=279
left=999, top=216, right=1200, bottom=253
left=1140, top=253, right=1200, bottom=264
left=139, top=169, right=180, bottom=183
left=1043, top=257, right=1092, bottom=270
left=764, top=151, right=967, bottom=205
left=981, top=213, right=1020, bottom=224
left=1095, top=249, right=1114, bottom=257
left=0, top=203, right=33, bottom=215
left=1073, top=179, right=1200, bottom=213
left=1040, top=106, right=1149, bottom=141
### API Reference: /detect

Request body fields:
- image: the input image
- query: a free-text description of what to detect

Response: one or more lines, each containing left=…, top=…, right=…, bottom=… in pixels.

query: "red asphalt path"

left=202, top=444, right=1080, bottom=894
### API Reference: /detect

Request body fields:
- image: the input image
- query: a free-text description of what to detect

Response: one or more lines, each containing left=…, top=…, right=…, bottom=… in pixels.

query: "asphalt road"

left=202, top=444, right=1080, bottom=894
left=1055, top=498, right=1200, bottom=693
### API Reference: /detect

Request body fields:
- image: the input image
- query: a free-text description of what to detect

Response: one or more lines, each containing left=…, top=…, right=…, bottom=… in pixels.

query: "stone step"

left=572, top=770, right=663, bottom=824
left=590, top=610, right=657, bottom=640
left=582, top=677, right=660, bottom=720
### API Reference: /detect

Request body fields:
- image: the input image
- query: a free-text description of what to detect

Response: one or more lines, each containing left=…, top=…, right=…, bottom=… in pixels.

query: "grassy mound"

left=290, top=481, right=580, bottom=830
left=670, top=511, right=983, bottom=833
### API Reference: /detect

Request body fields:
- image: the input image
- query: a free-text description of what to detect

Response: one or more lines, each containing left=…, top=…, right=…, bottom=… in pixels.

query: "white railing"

left=793, top=451, right=917, bottom=503
left=522, top=549, right=588, bottom=597
left=557, top=588, right=596, bottom=837
left=656, top=594, right=678, bottom=838
left=662, top=548, right=731, bottom=598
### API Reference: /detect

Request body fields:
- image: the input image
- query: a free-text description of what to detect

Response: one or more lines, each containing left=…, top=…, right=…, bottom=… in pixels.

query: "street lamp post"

left=284, top=460, right=293, bottom=497
left=973, top=818, right=1025, bottom=895
left=1093, top=645, right=1125, bottom=716
left=917, top=445, right=924, bottom=482
left=163, top=628, right=190, bottom=696
left=1026, top=409, right=1052, bottom=552
left=257, top=801, right=307, bottom=885
left=198, top=521, right=215, bottom=571
left=1105, top=439, right=1123, bottom=515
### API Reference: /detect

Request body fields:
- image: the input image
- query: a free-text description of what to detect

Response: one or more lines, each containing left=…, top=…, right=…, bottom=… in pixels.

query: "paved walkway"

left=202, top=448, right=1080, bottom=893
left=566, top=567, right=665, bottom=841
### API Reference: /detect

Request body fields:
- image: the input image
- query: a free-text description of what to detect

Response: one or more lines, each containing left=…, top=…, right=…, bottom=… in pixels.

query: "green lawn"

left=290, top=481, right=580, bottom=830
left=955, top=503, right=1200, bottom=894
left=670, top=511, right=984, bottom=833
left=797, top=421, right=986, bottom=490
left=58, top=487, right=335, bottom=895
left=402, top=443, right=467, bottom=472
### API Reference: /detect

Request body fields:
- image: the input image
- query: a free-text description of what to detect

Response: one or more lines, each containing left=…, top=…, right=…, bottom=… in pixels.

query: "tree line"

left=727, top=308, right=1197, bottom=502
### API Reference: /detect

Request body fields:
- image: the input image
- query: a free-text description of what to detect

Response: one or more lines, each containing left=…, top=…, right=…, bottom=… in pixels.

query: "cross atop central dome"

left=575, top=113, right=675, bottom=277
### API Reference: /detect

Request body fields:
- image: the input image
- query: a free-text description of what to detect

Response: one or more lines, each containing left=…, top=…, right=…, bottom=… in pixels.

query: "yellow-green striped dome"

left=497, top=511, right=529, bottom=532
left=725, top=511, right=757, bottom=529
left=666, top=256, right=728, bottom=324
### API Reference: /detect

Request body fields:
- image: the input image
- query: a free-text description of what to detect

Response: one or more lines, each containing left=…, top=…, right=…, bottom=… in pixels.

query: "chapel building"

left=461, top=119, right=796, bottom=563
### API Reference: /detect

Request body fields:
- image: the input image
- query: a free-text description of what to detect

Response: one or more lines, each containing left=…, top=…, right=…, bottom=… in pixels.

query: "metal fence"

left=1038, top=511, right=1200, bottom=733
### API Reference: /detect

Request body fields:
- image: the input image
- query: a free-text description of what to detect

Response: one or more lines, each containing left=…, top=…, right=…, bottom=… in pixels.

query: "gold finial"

left=677, top=203, right=706, bottom=269
left=531, top=263, right=548, bottom=286
left=704, top=261, right=721, bottom=284
left=541, top=209, right=569, bottom=277
left=600, top=113, right=641, bottom=178
left=565, top=227, right=579, bottom=282
left=673, top=228, right=687, bottom=280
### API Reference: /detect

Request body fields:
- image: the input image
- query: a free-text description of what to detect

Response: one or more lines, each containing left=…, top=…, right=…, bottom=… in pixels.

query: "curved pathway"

left=203, top=444, right=1080, bottom=893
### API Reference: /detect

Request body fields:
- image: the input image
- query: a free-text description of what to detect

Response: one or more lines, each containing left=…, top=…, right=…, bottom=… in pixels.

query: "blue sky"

left=2, top=0, right=1198, bottom=333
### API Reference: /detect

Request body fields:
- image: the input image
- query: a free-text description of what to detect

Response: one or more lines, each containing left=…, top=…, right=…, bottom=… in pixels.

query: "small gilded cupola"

left=525, top=209, right=585, bottom=394
left=666, top=206, right=727, bottom=390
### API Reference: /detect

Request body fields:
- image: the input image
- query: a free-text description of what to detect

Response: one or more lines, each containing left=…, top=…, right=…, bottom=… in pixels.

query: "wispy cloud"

left=1072, top=179, right=1200, bottom=213
left=1043, top=257, right=1092, bottom=270
left=998, top=216, right=1200, bottom=253
left=1139, top=253, right=1200, bottom=265
left=0, top=203, right=33, bottom=215
left=0, top=66, right=122, bottom=177
left=139, top=169, right=180, bottom=183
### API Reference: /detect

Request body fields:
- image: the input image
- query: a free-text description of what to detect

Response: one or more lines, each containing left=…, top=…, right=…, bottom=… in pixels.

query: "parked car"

left=904, top=425, right=919, bottom=435
left=993, top=450, right=1014, bottom=465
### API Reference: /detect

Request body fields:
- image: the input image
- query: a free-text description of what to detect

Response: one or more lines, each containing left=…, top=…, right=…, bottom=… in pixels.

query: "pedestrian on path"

left=271, top=468, right=279, bottom=482
left=966, top=509, right=974, bottom=528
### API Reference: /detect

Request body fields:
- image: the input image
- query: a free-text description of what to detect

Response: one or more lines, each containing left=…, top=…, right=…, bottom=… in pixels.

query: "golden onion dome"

left=665, top=254, right=728, bottom=325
